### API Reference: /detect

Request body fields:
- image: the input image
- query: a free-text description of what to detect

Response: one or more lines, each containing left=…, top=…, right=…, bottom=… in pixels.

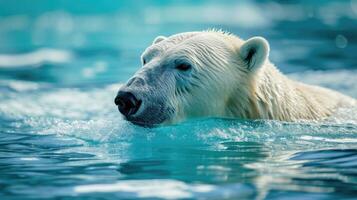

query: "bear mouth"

left=122, top=106, right=173, bottom=127
left=127, top=119, right=161, bottom=127
left=124, top=115, right=167, bottom=127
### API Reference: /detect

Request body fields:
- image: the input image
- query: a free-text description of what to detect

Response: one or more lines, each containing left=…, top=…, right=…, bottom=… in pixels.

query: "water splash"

left=0, top=48, right=72, bottom=68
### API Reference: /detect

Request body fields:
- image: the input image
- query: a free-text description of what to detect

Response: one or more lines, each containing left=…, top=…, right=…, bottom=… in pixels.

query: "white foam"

left=0, top=48, right=72, bottom=68
left=0, top=80, right=43, bottom=91
left=144, top=4, right=270, bottom=28
left=0, top=87, right=114, bottom=119
left=301, top=135, right=357, bottom=143
left=73, top=179, right=252, bottom=199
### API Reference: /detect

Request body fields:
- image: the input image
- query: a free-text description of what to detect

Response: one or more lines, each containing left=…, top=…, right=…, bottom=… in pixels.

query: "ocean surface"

left=0, top=0, right=357, bottom=199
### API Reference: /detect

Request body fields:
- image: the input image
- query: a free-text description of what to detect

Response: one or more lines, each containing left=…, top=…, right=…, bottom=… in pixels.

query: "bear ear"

left=152, top=36, right=167, bottom=44
left=239, top=37, right=270, bottom=72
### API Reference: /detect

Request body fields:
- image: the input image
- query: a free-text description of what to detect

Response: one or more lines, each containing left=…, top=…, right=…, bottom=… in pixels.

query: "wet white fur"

left=141, top=31, right=356, bottom=123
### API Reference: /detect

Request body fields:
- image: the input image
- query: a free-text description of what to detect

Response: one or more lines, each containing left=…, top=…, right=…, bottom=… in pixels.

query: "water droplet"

left=335, top=34, right=348, bottom=48
left=351, top=0, right=357, bottom=15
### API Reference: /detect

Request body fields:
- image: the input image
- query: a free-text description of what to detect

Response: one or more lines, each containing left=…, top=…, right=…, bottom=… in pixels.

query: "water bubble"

left=335, top=34, right=348, bottom=48
left=82, top=61, right=108, bottom=78
left=351, top=0, right=357, bottom=15
left=82, top=67, right=95, bottom=78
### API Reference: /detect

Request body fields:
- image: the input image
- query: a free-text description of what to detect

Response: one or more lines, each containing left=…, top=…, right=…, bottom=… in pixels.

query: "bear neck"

left=228, top=62, right=333, bottom=121
left=251, top=63, right=295, bottom=120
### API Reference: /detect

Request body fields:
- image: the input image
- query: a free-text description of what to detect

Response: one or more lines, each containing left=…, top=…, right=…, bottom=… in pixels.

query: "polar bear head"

left=115, top=31, right=270, bottom=126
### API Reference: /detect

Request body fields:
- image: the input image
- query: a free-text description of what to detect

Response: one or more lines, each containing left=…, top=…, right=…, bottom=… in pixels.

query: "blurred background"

left=0, top=1, right=357, bottom=199
left=0, top=0, right=356, bottom=89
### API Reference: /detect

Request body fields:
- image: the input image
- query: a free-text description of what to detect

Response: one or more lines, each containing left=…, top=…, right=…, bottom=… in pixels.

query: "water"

left=0, top=0, right=357, bottom=199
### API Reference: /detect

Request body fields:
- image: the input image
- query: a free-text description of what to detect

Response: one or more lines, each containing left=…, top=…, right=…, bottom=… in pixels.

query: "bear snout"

left=115, top=91, right=142, bottom=117
left=126, top=76, right=145, bottom=87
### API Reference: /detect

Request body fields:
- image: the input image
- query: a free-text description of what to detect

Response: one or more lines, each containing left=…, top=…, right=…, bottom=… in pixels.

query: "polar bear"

left=114, top=31, right=356, bottom=126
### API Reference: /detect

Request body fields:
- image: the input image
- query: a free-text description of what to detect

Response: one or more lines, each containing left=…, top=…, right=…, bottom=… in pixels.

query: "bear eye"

left=142, top=59, right=147, bottom=65
left=175, top=63, right=192, bottom=71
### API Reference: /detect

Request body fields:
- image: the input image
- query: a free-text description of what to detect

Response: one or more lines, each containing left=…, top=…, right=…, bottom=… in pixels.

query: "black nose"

left=114, top=91, right=142, bottom=117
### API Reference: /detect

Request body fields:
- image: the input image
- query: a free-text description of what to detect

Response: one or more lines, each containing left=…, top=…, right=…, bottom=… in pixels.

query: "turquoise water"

left=1, top=0, right=357, bottom=199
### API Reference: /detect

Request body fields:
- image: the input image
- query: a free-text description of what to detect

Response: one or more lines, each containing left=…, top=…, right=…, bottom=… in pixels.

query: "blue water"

left=1, top=0, right=357, bottom=199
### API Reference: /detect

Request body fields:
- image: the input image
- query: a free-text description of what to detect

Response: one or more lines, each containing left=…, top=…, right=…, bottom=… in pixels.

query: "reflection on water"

left=118, top=141, right=268, bottom=184
left=0, top=0, right=357, bottom=199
